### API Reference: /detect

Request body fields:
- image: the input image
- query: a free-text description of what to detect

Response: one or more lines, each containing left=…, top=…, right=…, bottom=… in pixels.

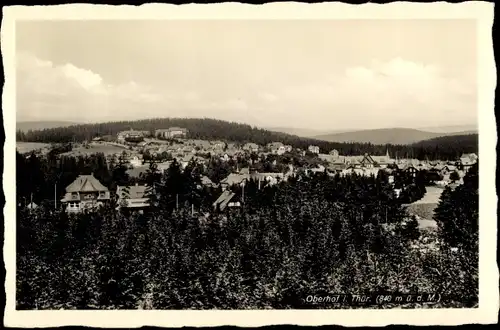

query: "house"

left=243, top=143, right=260, bottom=153
left=155, top=127, right=188, bottom=139
left=359, top=154, right=377, bottom=168
left=220, top=173, right=250, bottom=189
left=370, top=150, right=393, bottom=168
left=213, top=190, right=241, bottom=211
left=239, top=167, right=250, bottom=175
left=308, top=145, right=320, bottom=154
left=116, top=184, right=149, bottom=211
left=117, top=129, right=145, bottom=143
left=401, top=164, right=418, bottom=177
left=26, top=202, right=39, bottom=210
left=460, top=153, right=478, bottom=172
left=267, top=142, right=285, bottom=155
left=284, top=145, right=293, bottom=153
left=251, top=172, right=284, bottom=186
left=201, top=176, right=216, bottom=188
left=61, top=174, right=110, bottom=213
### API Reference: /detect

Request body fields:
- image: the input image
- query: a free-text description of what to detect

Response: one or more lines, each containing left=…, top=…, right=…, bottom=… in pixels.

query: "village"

left=18, top=126, right=478, bottom=216
left=13, top=15, right=484, bottom=312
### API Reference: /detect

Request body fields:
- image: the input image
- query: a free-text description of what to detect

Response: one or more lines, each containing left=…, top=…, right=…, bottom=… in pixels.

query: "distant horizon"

left=16, top=116, right=478, bottom=134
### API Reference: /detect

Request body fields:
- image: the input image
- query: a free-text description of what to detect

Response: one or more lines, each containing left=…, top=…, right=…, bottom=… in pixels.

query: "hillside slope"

left=313, top=128, right=476, bottom=145
left=266, top=127, right=353, bottom=137
left=17, top=121, right=80, bottom=132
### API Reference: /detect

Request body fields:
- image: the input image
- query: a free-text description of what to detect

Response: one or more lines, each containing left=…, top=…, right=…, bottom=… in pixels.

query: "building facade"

left=155, top=127, right=189, bottom=139
left=117, top=129, right=145, bottom=143
left=116, top=184, right=149, bottom=211
left=308, top=145, right=320, bottom=154
left=61, top=174, right=110, bottom=213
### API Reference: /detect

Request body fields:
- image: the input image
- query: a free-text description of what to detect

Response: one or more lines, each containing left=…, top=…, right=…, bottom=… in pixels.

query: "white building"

left=308, top=145, right=320, bottom=154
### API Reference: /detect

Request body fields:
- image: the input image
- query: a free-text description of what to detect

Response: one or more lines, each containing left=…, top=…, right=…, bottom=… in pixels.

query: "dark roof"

left=65, top=174, right=108, bottom=193
left=116, top=185, right=148, bottom=199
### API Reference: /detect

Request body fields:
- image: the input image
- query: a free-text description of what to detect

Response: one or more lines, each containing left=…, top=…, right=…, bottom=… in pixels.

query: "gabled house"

left=61, top=174, right=110, bottom=213
left=117, top=129, right=145, bottom=143
left=116, top=184, right=149, bottom=211
left=200, top=176, right=217, bottom=188
left=360, top=153, right=377, bottom=168
left=213, top=190, right=241, bottom=211
left=401, top=164, right=418, bottom=178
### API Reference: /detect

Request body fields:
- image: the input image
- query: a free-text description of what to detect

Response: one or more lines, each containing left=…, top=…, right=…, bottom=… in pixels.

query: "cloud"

left=16, top=52, right=164, bottom=122
left=16, top=53, right=476, bottom=130
left=60, top=63, right=103, bottom=91
left=273, top=58, right=476, bottom=129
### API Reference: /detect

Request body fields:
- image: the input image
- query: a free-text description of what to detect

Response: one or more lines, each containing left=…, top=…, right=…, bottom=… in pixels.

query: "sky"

left=15, top=19, right=478, bottom=131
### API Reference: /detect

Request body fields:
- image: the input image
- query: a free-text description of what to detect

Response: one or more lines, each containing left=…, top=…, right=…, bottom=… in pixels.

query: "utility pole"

left=176, top=194, right=179, bottom=210
left=54, top=182, right=57, bottom=210
left=242, top=183, right=245, bottom=204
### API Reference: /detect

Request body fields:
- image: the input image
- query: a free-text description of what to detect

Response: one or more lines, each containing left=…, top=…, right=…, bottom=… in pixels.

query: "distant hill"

left=17, top=121, right=80, bottom=132
left=412, top=133, right=478, bottom=149
left=267, top=127, right=354, bottom=137
left=313, top=128, right=477, bottom=145
left=417, top=124, right=478, bottom=134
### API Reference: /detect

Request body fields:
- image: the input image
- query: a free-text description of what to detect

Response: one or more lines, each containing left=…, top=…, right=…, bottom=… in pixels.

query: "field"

left=405, top=186, right=444, bottom=230
left=16, top=142, right=51, bottom=154
left=60, top=143, right=129, bottom=156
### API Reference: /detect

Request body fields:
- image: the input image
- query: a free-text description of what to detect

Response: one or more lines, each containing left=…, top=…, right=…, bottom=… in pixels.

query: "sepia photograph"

left=2, top=2, right=498, bottom=327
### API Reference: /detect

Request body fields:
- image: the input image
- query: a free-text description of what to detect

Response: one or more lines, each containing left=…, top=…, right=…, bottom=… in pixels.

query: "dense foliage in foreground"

left=16, top=164, right=478, bottom=309
left=16, top=117, right=478, bottom=160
